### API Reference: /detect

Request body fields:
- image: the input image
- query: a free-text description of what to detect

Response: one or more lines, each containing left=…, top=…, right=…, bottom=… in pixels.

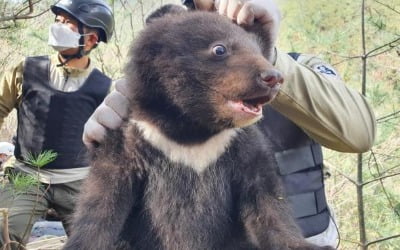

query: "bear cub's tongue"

left=229, top=95, right=270, bottom=117
left=241, top=95, right=271, bottom=115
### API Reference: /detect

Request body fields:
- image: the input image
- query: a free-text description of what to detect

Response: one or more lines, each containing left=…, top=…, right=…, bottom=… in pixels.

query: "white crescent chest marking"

left=131, top=119, right=239, bottom=173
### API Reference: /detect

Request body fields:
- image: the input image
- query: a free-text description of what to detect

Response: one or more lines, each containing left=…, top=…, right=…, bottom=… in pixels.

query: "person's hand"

left=213, top=0, right=281, bottom=61
left=83, top=78, right=130, bottom=149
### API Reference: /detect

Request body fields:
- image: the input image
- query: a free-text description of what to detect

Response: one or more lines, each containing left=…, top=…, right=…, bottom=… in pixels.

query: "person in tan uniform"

left=0, top=0, right=114, bottom=248
left=82, top=0, right=376, bottom=248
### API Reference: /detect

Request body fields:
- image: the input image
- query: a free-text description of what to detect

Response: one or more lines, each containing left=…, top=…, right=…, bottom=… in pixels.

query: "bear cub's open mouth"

left=229, top=95, right=270, bottom=116
left=242, top=95, right=270, bottom=114
left=229, top=83, right=281, bottom=117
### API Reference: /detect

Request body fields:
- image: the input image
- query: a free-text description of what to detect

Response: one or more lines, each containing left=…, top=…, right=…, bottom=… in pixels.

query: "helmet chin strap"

left=57, top=22, right=90, bottom=67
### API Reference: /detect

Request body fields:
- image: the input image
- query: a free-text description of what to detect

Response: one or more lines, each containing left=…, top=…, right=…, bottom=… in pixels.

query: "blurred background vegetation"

left=0, top=0, right=399, bottom=249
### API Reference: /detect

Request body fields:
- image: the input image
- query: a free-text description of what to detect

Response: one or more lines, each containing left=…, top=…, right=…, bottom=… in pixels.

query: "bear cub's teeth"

left=242, top=96, right=270, bottom=111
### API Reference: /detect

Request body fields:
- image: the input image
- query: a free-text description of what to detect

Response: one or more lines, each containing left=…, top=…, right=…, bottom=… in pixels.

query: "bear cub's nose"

left=260, top=70, right=283, bottom=87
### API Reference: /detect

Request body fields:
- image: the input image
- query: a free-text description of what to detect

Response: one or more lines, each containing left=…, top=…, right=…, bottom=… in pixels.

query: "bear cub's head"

left=124, top=5, right=283, bottom=144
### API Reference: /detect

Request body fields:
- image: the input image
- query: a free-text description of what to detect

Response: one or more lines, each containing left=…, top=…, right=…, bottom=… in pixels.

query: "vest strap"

left=288, top=186, right=327, bottom=218
left=275, top=143, right=323, bottom=175
left=288, top=52, right=301, bottom=61
left=24, top=56, right=50, bottom=88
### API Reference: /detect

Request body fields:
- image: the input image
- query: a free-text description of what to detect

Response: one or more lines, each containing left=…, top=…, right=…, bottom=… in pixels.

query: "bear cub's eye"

left=212, top=44, right=227, bottom=56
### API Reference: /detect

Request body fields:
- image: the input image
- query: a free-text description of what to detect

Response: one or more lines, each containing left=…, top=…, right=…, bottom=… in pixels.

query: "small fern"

left=23, top=150, right=58, bottom=168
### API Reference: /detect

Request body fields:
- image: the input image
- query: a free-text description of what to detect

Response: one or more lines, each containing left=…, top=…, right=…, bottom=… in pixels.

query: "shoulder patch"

left=312, top=63, right=338, bottom=76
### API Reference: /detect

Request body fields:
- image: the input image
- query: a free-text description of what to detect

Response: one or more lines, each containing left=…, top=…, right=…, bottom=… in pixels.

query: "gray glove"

left=83, top=78, right=129, bottom=149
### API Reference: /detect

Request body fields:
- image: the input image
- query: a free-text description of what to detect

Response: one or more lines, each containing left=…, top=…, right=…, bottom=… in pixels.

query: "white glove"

left=83, top=78, right=130, bottom=149
left=213, top=0, right=281, bottom=60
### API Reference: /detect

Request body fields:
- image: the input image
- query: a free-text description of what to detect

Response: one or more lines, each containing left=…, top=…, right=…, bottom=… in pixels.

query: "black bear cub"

left=64, top=5, right=334, bottom=250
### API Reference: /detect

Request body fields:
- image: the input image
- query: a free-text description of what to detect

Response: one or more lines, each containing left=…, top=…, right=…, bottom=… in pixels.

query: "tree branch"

left=366, top=234, right=400, bottom=246
left=372, top=0, right=400, bottom=15
left=367, top=151, right=400, bottom=218
left=361, top=172, right=400, bottom=186
left=0, top=0, right=51, bottom=23
left=377, top=110, right=400, bottom=123
left=0, top=208, right=11, bottom=250
left=366, top=37, right=400, bottom=57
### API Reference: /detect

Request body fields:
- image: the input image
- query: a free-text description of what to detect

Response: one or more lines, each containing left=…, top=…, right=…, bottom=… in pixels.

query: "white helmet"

left=0, top=142, right=14, bottom=156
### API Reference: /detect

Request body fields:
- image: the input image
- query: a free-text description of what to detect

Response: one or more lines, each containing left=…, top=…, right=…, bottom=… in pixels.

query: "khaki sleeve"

left=0, top=60, right=24, bottom=128
left=269, top=49, right=376, bottom=153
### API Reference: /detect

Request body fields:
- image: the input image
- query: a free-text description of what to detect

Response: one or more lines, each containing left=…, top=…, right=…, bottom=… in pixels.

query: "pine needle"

left=23, top=150, right=58, bottom=168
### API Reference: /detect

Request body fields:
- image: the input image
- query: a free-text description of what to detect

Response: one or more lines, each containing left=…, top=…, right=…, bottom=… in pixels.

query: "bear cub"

left=64, top=5, right=334, bottom=250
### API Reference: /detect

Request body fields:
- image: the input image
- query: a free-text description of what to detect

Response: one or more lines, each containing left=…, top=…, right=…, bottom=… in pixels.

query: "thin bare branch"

left=366, top=234, right=400, bottom=246
left=14, top=0, right=35, bottom=17
left=325, top=50, right=362, bottom=59
left=0, top=0, right=52, bottom=23
left=377, top=110, right=400, bottom=122
left=358, top=1, right=368, bottom=247
left=366, top=37, right=400, bottom=57
left=331, top=55, right=363, bottom=66
left=120, top=0, right=134, bottom=12
left=332, top=168, right=358, bottom=186
left=0, top=208, right=11, bottom=250
left=369, top=45, right=400, bottom=58
left=372, top=0, right=400, bottom=15
left=367, top=151, right=400, bottom=218
left=138, top=0, right=145, bottom=28
left=366, top=159, right=400, bottom=176
left=361, top=172, right=400, bottom=186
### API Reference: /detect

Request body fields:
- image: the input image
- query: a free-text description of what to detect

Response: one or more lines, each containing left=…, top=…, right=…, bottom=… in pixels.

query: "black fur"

left=64, top=5, right=334, bottom=250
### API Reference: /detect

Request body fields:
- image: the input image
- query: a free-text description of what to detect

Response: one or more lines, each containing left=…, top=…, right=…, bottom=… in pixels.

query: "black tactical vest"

left=257, top=53, right=330, bottom=237
left=258, top=107, right=329, bottom=237
left=14, top=56, right=111, bottom=169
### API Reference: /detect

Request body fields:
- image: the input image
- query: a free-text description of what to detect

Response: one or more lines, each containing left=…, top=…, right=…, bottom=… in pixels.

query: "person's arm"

left=0, top=61, right=24, bottom=128
left=271, top=50, right=376, bottom=152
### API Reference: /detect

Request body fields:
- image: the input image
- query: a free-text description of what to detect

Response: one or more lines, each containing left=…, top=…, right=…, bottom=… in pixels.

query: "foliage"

left=22, top=150, right=58, bottom=168
left=1, top=149, right=57, bottom=197
left=0, top=149, right=58, bottom=247
left=4, top=172, right=39, bottom=196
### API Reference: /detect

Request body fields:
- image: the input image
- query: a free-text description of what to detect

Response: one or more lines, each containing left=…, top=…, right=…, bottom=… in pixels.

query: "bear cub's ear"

left=145, top=4, right=187, bottom=25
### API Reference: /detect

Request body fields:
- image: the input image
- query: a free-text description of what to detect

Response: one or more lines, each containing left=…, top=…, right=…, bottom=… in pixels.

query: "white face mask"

left=48, top=23, right=88, bottom=52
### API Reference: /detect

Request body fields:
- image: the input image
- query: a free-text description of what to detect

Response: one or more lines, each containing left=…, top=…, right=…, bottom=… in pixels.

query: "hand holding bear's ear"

left=213, top=0, right=280, bottom=61
left=82, top=78, right=130, bottom=149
